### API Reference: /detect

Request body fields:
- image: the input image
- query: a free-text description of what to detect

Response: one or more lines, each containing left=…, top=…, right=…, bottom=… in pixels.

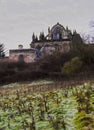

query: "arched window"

left=52, top=27, right=61, bottom=40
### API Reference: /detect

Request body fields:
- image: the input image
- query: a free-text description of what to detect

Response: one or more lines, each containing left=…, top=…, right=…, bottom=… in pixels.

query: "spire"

left=48, top=26, right=50, bottom=33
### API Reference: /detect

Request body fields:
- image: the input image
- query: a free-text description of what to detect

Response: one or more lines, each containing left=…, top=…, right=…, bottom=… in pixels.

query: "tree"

left=72, top=33, right=83, bottom=45
left=81, top=33, right=92, bottom=44
left=71, top=33, right=85, bottom=57
left=39, top=32, right=46, bottom=41
left=0, top=44, right=5, bottom=58
left=62, top=57, right=83, bottom=76
left=35, top=35, right=38, bottom=42
left=32, top=33, right=36, bottom=43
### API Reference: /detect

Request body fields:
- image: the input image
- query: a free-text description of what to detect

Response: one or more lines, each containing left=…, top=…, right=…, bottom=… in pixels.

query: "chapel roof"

left=51, top=22, right=66, bottom=32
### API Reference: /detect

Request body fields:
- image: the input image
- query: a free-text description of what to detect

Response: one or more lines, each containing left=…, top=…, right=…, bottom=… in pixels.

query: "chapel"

left=47, top=22, right=72, bottom=40
left=9, top=23, right=72, bottom=63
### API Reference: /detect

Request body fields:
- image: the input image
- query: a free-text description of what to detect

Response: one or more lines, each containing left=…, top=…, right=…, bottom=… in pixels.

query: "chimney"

left=18, top=44, right=23, bottom=49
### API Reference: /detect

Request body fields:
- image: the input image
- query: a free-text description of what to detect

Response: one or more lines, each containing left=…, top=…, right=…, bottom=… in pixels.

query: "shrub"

left=74, top=111, right=94, bottom=130
left=62, top=57, right=83, bottom=76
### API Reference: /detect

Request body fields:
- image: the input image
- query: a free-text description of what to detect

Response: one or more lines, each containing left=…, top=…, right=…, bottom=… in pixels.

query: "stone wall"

left=0, top=57, right=9, bottom=63
left=9, top=49, right=36, bottom=63
left=9, top=41, right=71, bottom=63
left=31, top=41, right=71, bottom=53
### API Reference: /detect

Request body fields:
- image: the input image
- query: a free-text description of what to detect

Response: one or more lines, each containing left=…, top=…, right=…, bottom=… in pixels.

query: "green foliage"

left=62, top=57, right=83, bottom=76
left=70, top=33, right=85, bottom=58
left=73, top=83, right=94, bottom=130
left=74, top=111, right=94, bottom=130
left=72, top=33, right=83, bottom=45
left=72, top=33, right=84, bottom=51
left=81, top=44, right=94, bottom=64
left=0, top=82, right=94, bottom=130
left=71, top=33, right=94, bottom=65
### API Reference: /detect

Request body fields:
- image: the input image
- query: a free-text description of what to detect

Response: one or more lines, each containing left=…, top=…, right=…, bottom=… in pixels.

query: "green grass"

left=0, top=82, right=94, bottom=130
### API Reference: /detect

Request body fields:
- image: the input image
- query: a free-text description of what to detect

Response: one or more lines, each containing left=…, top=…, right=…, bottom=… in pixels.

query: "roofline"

left=51, top=22, right=66, bottom=32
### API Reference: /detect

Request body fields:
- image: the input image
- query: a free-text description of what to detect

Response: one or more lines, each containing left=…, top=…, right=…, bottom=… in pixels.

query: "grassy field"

left=0, top=81, right=94, bottom=130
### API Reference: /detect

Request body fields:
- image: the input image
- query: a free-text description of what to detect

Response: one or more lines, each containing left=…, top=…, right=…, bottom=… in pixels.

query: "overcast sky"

left=0, top=0, right=94, bottom=54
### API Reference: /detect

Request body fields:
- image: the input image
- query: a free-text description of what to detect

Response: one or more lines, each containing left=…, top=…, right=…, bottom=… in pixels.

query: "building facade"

left=9, top=23, right=72, bottom=63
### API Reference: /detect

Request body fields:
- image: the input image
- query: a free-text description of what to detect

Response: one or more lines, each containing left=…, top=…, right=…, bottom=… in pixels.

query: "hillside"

left=0, top=81, right=94, bottom=130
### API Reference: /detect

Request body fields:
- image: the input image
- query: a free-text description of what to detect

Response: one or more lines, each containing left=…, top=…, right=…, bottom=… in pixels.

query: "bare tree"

left=89, top=20, right=94, bottom=27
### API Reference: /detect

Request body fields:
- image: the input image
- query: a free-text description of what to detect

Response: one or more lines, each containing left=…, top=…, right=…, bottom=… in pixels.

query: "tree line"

left=0, top=31, right=94, bottom=84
